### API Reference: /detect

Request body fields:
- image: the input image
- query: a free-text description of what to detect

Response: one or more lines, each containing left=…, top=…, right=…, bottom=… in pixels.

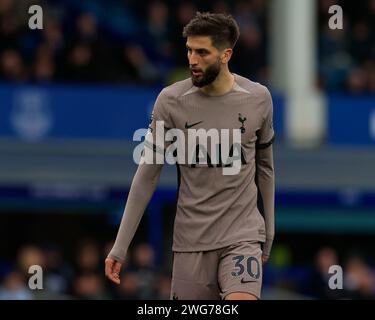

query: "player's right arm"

left=105, top=162, right=163, bottom=284
left=105, top=89, right=172, bottom=284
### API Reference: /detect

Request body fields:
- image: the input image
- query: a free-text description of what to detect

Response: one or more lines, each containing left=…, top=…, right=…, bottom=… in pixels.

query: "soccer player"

left=105, top=12, right=275, bottom=300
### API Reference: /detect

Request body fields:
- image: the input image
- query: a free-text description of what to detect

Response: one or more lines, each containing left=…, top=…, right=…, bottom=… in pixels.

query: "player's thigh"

left=170, top=251, right=220, bottom=300
left=218, top=241, right=263, bottom=300
left=225, top=292, right=258, bottom=300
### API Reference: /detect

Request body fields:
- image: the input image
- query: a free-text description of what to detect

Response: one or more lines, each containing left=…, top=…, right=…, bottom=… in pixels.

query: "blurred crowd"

left=318, top=0, right=375, bottom=93
left=0, top=0, right=373, bottom=92
left=0, top=0, right=269, bottom=86
left=1, top=239, right=374, bottom=300
left=265, top=244, right=375, bottom=300
left=0, top=240, right=171, bottom=300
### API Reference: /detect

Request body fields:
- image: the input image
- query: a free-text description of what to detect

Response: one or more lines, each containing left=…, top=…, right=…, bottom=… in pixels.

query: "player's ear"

left=221, top=48, right=233, bottom=64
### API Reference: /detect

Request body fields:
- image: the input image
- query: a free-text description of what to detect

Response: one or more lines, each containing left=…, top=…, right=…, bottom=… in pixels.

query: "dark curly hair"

left=182, top=12, right=240, bottom=50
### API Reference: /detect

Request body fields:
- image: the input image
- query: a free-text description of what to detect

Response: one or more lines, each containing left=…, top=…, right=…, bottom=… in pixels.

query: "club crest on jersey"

left=238, top=113, right=247, bottom=134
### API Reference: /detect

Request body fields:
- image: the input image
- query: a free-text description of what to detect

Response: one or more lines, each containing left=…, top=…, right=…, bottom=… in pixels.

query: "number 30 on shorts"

left=231, top=255, right=260, bottom=279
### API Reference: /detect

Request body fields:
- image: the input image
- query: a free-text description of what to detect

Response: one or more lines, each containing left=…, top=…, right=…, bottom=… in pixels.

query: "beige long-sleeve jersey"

left=108, top=74, right=275, bottom=262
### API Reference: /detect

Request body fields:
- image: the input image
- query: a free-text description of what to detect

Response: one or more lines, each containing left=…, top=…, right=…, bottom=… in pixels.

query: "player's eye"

left=197, top=50, right=207, bottom=55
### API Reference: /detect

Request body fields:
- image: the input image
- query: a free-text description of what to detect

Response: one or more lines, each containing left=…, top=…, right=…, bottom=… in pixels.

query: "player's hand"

left=261, top=254, right=269, bottom=265
left=105, top=257, right=122, bottom=285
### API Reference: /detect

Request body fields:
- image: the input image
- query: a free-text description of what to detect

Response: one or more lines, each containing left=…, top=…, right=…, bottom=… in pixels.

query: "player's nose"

left=188, top=53, right=199, bottom=66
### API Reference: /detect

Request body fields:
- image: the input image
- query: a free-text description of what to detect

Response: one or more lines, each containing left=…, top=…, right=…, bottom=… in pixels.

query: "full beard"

left=191, top=59, right=221, bottom=88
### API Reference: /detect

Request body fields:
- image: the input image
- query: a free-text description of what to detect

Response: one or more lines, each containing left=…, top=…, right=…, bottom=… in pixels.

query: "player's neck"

left=200, top=68, right=234, bottom=97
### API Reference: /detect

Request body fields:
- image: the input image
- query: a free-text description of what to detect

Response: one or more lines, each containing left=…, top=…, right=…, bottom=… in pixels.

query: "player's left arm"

left=255, top=87, right=275, bottom=264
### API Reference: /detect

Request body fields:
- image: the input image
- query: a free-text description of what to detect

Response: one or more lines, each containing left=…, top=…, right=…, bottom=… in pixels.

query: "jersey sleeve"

left=256, top=87, right=275, bottom=149
left=144, top=90, right=174, bottom=157
left=107, top=91, right=172, bottom=262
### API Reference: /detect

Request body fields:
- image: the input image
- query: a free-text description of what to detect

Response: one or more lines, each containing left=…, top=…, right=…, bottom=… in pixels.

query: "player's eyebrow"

left=186, top=45, right=211, bottom=54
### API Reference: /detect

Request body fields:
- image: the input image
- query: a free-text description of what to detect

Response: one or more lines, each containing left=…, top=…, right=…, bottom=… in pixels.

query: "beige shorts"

left=170, top=241, right=263, bottom=300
